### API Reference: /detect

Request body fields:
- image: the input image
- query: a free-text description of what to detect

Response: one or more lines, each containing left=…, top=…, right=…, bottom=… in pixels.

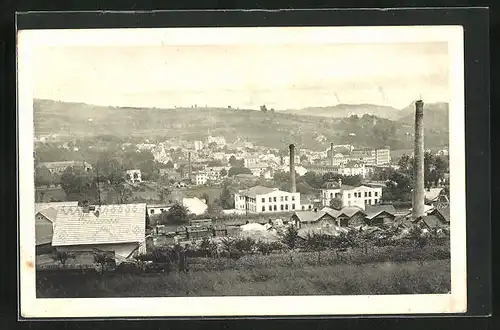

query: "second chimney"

left=412, top=100, right=425, bottom=218
left=188, top=152, right=192, bottom=183
left=289, top=144, right=296, bottom=193
left=330, top=142, right=334, bottom=166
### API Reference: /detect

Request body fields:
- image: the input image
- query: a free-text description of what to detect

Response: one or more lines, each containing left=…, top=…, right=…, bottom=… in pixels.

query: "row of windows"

left=323, top=191, right=380, bottom=199
left=261, top=196, right=295, bottom=203
left=261, top=204, right=296, bottom=212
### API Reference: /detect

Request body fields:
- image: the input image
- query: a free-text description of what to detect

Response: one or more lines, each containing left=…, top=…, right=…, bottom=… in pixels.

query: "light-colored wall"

left=235, top=190, right=301, bottom=213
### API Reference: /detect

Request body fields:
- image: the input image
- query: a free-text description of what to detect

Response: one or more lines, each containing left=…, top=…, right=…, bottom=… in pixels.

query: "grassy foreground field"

left=37, top=247, right=450, bottom=297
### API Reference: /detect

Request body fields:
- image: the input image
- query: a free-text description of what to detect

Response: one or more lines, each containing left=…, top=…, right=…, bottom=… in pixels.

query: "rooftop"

left=52, top=203, right=147, bottom=246
left=239, top=185, right=279, bottom=197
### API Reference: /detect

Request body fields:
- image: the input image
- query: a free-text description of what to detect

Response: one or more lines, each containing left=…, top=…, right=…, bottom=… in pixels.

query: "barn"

left=35, top=201, right=78, bottom=254
left=364, top=205, right=397, bottom=226
left=51, top=203, right=147, bottom=264
left=291, top=210, right=336, bottom=229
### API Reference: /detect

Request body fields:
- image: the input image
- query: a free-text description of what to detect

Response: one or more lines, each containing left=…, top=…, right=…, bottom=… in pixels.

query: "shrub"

left=234, top=237, right=257, bottom=254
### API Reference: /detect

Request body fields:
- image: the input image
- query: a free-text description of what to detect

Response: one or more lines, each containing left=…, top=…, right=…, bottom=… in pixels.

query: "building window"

left=273, top=205, right=277, bottom=211
left=269, top=197, right=272, bottom=202
left=292, top=196, right=295, bottom=201
left=280, top=205, right=284, bottom=211
left=369, top=192, right=372, bottom=197
left=369, top=199, right=372, bottom=204
left=374, top=199, right=378, bottom=204
left=262, top=206, right=265, bottom=212
left=301, top=206, right=305, bottom=210
left=348, top=193, right=351, bottom=198
left=292, top=204, right=295, bottom=210
left=364, top=192, right=368, bottom=197
left=285, top=196, right=288, bottom=201
left=150, top=209, right=154, bottom=214
left=330, top=193, right=333, bottom=198
left=269, top=205, right=272, bottom=211
left=375, top=191, right=378, bottom=197
left=262, top=198, right=265, bottom=203
left=280, top=196, right=284, bottom=202
left=285, top=204, right=289, bottom=210
left=273, top=197, right=277, bottom=202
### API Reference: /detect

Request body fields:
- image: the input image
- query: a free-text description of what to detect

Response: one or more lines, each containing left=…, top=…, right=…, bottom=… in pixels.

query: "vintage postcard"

left=18, top=25, right=466, bottom=317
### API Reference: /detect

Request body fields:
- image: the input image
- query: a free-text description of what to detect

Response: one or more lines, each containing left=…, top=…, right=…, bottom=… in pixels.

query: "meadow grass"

left=36, top=246, right=450, bottom=298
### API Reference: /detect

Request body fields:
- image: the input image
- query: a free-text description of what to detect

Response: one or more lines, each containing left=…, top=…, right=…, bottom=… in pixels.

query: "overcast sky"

left=33, top=42, right=449, bottom=110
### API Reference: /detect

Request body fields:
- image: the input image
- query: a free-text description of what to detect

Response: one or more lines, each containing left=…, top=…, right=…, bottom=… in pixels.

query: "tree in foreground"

left=282, top=225, right=299, bottom=250
left=160, top=202, right=190, bottom=225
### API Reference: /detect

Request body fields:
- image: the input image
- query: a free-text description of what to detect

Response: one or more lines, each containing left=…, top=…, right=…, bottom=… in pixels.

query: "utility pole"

left=96, top=167, right=101, bottom=206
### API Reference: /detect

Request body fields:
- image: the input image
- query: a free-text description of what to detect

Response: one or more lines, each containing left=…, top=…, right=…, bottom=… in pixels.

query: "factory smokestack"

left=289, top=144, right=296, bottom=193
left=188, top=152, right=192, bottom=183
left=412, top=100, right=425, bottom=218
left=330, top=142, right=334, bottom=166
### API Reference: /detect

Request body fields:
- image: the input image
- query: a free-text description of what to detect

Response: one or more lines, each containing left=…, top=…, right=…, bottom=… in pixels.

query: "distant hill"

left=282, top=104, right=401, bottom=120
left=33, top=99, right=449, bottom=151
left=396, top=101, right=449, bottom=127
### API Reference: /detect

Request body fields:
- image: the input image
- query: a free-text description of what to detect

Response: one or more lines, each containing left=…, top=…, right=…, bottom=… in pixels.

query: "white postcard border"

left=18, top=25, right=466, bottom=318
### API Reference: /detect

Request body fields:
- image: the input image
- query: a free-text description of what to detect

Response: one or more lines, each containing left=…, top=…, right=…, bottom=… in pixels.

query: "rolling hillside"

left=282, top=104, right=401, bottom=120
left=33, top=99, right=449, bottom=150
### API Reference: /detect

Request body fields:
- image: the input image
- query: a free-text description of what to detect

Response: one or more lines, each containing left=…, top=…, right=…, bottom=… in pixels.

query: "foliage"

left=220, top=168, right=228, bottom=177
left=159, top=203, right=190, bottom=225
left=114, top=183, right=133, bottom=204
left=282, top=225, right=299, bottom=249
left=329, top=198, right=343, bottom=210
left=35, top=166, right=54, bottom=187
left=228, top=166, right=252, bottom=177
left=60, top=167, right=99, bottom=204
left=51, top=251, right=74, bottom=266
left=234, top=237, right=256, bottom=254
left=219, top=184, right=234, bottom=209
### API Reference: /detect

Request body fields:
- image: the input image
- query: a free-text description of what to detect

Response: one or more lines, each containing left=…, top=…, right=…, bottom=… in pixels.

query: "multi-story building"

left=192, top=172, right=208, bottom=185
left=304, top=165, right=340, bottom=175
left=349, top=147, right=390, bottom=166
left=320, top=179, right=383, bottom=209
left=375, top=147, right=391, bottom=165
left=193, top=141, right=204, bottom=151
left=234, top=186, right=301, bottom=213
left=125, top=169, right=142, bottom=183
left=38, top=161, right=92, bottom=174
left=206, top=135, right=226, bottom=147
left=338, top=161, right=367, bottom=178
left=243, top=157, right=261, bottom=168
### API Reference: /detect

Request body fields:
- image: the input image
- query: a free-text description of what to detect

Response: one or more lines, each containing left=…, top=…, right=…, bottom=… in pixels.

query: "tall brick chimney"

left=330, top=142, right=334, bottom=166
left=412, top=100, right=425, bottom=218
left=188, top=152, right=192, bottom=183
left=289, top=144, right=296, bottom=193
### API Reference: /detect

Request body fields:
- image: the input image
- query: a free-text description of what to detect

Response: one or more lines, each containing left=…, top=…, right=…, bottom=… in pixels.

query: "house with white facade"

left=125, top=169, right=142, bottom=183
left=234, top=186, right=301, bottom=213
left=338, top=161, right=367, bottom=178
left=321, top=179, right=383, bottom=210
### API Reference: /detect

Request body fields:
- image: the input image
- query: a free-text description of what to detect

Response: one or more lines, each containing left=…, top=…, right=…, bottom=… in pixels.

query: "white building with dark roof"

left=234, top=185, right=301, bottom=213
left=320, top=179, right=382, bottom=209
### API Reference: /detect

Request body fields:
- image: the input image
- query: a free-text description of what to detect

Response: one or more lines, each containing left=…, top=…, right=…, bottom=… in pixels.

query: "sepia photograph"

left=18, top=23, right=467, bottom=317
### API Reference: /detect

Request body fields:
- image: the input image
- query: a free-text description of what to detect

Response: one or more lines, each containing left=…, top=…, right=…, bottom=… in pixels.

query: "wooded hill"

left=34, top=99, right=449, bottom=151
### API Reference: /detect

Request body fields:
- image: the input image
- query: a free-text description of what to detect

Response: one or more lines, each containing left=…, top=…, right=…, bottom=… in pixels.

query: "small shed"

left=418, top=206, right=450, bottom=230
left=364, top=205, right=397, bottom=226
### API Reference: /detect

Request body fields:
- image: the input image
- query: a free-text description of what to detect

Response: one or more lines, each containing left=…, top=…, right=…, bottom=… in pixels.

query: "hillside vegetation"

left=34, top=99, right=449, bottom=150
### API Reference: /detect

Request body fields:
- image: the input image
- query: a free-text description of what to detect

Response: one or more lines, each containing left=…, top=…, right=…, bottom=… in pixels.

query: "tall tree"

left=160, top=203, right=190, bottom=225
left=35, top=166, right=53, bottom=187
left=114, top=183, right=133, bottom=204
left=219, top=184, right=234, bottom=209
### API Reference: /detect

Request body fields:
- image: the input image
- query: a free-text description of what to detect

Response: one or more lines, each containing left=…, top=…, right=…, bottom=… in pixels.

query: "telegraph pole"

left=96, top=167, right=101, bottom=206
